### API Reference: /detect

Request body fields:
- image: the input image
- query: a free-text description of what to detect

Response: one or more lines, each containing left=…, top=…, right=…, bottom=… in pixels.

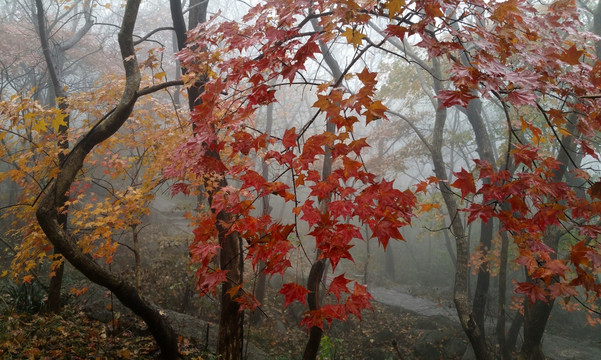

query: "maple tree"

left=2, top=0, right=601, bottom=358
left=170, top=0, right=601, bottom=358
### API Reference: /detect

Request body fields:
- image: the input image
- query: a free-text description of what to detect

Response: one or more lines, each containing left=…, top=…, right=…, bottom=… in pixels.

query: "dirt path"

left=369, top=286, right=601, bottom=360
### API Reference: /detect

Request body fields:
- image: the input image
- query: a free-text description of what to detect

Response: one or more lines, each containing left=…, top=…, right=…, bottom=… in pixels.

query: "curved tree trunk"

left=430, top=104, right=489, bottom=360
left=35, top=0, right=179, bottom=358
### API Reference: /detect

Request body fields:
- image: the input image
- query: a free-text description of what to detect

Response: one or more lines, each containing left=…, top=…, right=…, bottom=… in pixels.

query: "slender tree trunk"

left=132, top=225, right=141, bottom=290
left=302, top=259, right=326, bottom=360
left=442, top=228, right=457, bottom=268
left=216, top=207, right=244, bottom=359
left=365, top=237, right=371, bottom=284
left=34, top=0, right=92, bottom=314
left=429, top=60, right=489, bottom=360
left=497, top=229, right=510, bottom=359
left=506, top=311, right=524, bottom=355
left=593, top=0, right=601, bottom=59
left=170, top=2, right=245, bottom=358
left=464, top=99, right=496, bottom=337
left=301, top=20, right=344, bottom=359
left=35, top=0, right=68, bottom=314
left=252, top=103, right=274, bottom=325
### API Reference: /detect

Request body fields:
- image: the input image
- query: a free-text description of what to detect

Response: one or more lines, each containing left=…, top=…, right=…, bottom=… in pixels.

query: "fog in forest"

left=1, top=0, right=601, bottom=359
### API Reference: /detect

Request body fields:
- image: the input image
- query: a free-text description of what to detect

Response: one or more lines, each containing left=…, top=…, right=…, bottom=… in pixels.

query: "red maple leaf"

left=300, top=309, right=326, bottom=331
left=436, top=89, right=476, bottom=108
left=320, top=304, right=347, bottom=325
left=515, top=282, right=548, bottom=304
left=278, top=283, right=309, bottom=308
left=570, top=241, right=590, bottom=268
left=363, top=100, right=388, bottom=124
left=196, top=269, right=228, bottom=296
left=560, top=45, right=584, bottom=66
left=328, top=274, right=352, bottom=301
left=372, top=219, right=403, bottom=249
left=547, top=282, right=578, bottom=299
left=345, top=282, right=373, bottom=320
left=234, top=292, right=261, bottom=312
left=511, top=144, right=539, bottom=168
left=282, top=127, right=297, bottom=148
left=451, top=168, right=476, bottom=199
left=240, top=169, right=266, bottom=192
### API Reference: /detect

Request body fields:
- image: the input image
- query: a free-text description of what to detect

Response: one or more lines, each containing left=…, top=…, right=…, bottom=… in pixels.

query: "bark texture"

left=302, top=259, right=326, bottom=360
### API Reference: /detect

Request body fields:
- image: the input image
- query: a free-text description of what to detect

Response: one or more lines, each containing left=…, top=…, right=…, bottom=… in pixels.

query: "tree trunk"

left=34, top=0, right=92, bottom=314
left=252, top=103, right=274, bottom=325
left=35, top=1, right=180, bottom=357
left=217, top=210, right=244, bottom=359
left=593, top=0, right=601, bottom=59
left=302, top=259, right=326, bottom=360
left=34, top=0, right=68, bottom=314
left=497, top=229, right=511, bottom=359
left=46, top=253, right=64, bottom=312
left=300, top=19, right=345, bottom=359
left=442, top=227, right=457, bottom=268
left=464, top=99, right=496, bottom=337
left=506, top=311, right=524, bottom=356
left=518, top=117, right=576, bottom=359
left=132, top=225, right=141, bottom=290
left=429, top=60, right=489, bottom=360
left=520, top=298, right=554, bottom=360
left=170, top=2, right=245, bottom=358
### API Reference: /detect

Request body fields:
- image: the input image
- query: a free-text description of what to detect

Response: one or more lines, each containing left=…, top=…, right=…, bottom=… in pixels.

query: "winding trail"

left=369, top=286, right=601, bottom=360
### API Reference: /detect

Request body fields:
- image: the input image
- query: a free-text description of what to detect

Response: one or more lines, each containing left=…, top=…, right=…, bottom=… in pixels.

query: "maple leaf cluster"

left=169, top=0, right=427, bottom=327
left=167, top=0, right=601, bottom=327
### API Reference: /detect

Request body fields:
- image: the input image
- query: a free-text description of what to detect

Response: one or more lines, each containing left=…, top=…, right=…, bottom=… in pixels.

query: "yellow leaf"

left=313, top=94, right=330, bottom=111
left=116, top=348, right=130, bottom=359
left=154, top=71, right=167, bottom=80
left=32, top=118, right=47, bottom=133
left=316, top=82, right=330, bottom=93
left=418, top=203, right=441, bottom=214
left=0, top=270, right=8, bottom=278
left=341, top=27, right=366, bottom=49
left=364, top=100, right=388, bottom=124
left=385, top=0, right=405, bottom=18
left=52, top=112, right=68, bottom=132
left=24, top=112, right=37, bottom=124
left=104, top=3, right=111, bottom=9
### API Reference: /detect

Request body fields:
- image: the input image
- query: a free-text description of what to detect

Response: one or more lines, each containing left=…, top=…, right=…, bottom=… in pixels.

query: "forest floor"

left=1, top=281, right=600, bottom=359
left=0, top=285, right=465, bottom=359
left=2, top=202, right=600, bottom=359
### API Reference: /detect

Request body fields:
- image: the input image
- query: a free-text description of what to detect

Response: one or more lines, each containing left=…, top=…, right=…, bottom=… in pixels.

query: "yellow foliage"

left=0, top=75, right=186, bottom=280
